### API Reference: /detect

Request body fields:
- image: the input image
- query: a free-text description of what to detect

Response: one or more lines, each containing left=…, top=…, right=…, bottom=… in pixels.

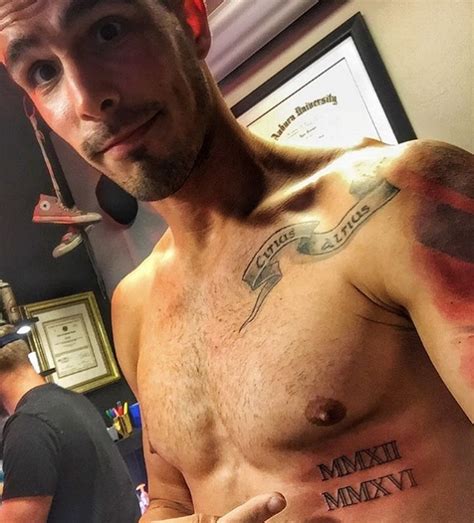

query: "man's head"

left=0, top=324, right=30, bottom=414
left=0, top=324, right=43, bottom=415
left=0, top=324, right=31, bottom=374
left=0, top=0, right=214, bottom=200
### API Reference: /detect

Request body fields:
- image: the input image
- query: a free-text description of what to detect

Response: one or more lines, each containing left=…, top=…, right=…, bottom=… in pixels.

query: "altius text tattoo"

left=241, top=179, right=399, bottom=330
left=318, top=440, right=418, bottom=511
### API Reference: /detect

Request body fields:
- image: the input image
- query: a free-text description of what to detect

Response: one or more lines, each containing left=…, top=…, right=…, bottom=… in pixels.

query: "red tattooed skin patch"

left=413, top=201, right=474, bottom=389
left=305, top=397, right=347, bottom=426
left=413, top=200, right=474, bottom=322
left=416, top=202, right=474, bottom=263
left=413, top=245, right=474, bottom=322
left=396, top=173, right=474, bottom=217
left=414, top=143, right=474, bottom=199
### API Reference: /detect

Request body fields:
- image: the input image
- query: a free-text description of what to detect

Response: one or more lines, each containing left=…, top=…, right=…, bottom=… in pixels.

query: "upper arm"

left=384, top=140, right=474, bottom=421
left=0, top=496, right=53, bottom=523
left=111, top=271, right=144, bottom=394
left=3, top=415, right=61, bottom=501
left=140, top=420, right=194, bottom=520
left=112, top=261, right=194, bottom=519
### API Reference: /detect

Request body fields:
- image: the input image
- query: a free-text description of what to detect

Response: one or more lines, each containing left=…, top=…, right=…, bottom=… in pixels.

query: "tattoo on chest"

left=241, top=179, right=400, bottom=330
left=318, top=440, right=417, bottom=511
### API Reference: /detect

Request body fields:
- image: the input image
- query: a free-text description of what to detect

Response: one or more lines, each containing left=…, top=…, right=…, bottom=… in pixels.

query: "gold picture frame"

left=21, top=292, right=121, bottom=393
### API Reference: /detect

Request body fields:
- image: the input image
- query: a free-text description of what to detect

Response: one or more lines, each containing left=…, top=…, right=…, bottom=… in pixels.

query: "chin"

left=106, top=152, right=195, bottom=201
left=104, top=162, right=192, bottom=202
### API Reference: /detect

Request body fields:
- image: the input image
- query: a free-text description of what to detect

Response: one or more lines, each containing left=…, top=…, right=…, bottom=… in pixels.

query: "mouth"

left=101, top=112, right=162, bottom=159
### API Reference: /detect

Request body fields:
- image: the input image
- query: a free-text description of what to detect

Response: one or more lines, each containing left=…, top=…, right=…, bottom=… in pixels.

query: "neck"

left=0, top=367, right=45, bottom=415
left=147, top=82, right=341, bottom=258
left=149, top=92, right=272, bottom=251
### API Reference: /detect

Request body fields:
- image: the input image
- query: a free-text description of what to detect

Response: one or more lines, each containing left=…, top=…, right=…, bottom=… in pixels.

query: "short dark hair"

left=0, top=325, right=31, bottom=373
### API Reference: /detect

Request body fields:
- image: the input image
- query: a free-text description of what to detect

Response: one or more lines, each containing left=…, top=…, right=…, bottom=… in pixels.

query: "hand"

left=0, top=0, right=37, bottom=30
left=219, top=492, right=287, bottom=522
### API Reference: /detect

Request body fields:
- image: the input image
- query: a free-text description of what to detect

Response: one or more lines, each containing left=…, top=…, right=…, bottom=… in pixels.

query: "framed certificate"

left=21, top=292, right=120, bottom=393
left=232, top=12, right=416, bottom=146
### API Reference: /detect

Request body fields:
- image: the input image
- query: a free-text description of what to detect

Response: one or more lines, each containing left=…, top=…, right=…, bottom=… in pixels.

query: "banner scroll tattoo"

left=241, top=180, right=400, bottom=331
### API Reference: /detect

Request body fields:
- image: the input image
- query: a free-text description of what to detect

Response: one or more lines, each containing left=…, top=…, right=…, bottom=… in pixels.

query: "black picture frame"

left=232, top=12, right=416, bottom=144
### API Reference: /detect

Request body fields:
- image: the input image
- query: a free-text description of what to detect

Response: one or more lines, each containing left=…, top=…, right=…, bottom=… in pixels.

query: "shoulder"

left=381, top=139, right=473, bottom=197
left=390, top=138, right=472, bottom=171
left=375, top=140, right=473, bottom=237
left=357, top=138, right=473, bottom=250
left=112, top=258, right=154, bottom=392
left=4, top=412, right=60, bottom=450
left=112, top=241, right=167, bottom=321
left=339, top=139, right=473, bottom=231
left=362, top=140, right=473, bottom=307
left=320, top=139, right=472, bottom=304
left=334, top=138, right=472, bottom=183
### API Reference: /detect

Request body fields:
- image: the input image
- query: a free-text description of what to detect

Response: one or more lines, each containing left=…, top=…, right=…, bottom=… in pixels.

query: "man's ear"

left=182, top=0, right=211, bottom=59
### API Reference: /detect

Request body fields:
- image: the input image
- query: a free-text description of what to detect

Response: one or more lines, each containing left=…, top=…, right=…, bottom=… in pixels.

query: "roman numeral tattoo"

left=241, top=179, right=400, bottom=330
left=321, top=468, right=417, bottom=511
left=318, top=440, right=418, bottom=511
left=318, top=440, right=402, bottom=480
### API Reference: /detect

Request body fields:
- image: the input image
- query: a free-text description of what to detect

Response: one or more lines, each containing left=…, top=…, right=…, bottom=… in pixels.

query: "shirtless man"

left=0, top=1, right=472, bottom=521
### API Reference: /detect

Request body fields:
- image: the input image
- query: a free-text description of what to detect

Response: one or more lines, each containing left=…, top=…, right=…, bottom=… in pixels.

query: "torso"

left=123, top=141, right=474, bottom=522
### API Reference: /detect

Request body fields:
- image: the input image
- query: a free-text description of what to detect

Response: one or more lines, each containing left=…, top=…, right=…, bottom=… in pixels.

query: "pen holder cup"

left=113, top=413, right=133, bottom=439
left=129, top=402, right=142, bottom=428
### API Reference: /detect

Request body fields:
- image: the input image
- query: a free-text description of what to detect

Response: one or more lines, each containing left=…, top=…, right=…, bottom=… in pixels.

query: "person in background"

left=0, top=1, right=473, bottom=522
left=0, top=324, right=141, bottom=523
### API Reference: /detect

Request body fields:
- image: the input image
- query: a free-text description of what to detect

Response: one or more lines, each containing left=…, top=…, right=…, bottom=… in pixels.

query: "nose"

left=64, top=60, right=120, bottom=121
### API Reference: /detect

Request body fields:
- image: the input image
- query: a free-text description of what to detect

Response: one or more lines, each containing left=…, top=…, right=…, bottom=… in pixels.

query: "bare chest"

left=136, top=258, right=414, bottom=474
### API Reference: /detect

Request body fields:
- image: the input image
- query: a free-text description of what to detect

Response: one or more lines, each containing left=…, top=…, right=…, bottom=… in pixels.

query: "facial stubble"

left=99, top=21, right=212, bottom=201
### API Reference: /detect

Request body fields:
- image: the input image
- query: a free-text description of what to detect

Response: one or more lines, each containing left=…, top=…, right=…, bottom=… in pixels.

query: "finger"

left=219, top=492, right=286, bottom=523
left=0, top=0, right=38, bottom=31
left=0, top=0, right=34, bottom=18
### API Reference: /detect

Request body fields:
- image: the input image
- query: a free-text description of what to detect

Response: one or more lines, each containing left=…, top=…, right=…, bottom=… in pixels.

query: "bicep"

left=0, top=496, right=53, bottom=523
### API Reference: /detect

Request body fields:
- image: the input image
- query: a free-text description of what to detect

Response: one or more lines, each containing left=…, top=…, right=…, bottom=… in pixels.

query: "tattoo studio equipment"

left=0, top=280, right=55, bottom=377
left=0, top=279, right=39, bottom=343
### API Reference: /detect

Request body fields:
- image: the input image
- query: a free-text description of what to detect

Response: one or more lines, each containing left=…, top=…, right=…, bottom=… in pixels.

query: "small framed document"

left=21, top=292, right=120, bottom=393
left=232, top=13, right=416, bottom=146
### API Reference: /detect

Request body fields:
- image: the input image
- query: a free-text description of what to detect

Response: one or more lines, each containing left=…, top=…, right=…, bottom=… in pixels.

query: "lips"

left=101, top=112, right=161, bottom=158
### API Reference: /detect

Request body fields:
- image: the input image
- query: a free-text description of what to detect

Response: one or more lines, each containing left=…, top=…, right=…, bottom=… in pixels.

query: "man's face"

left=0, top=0, right=213, bottom=200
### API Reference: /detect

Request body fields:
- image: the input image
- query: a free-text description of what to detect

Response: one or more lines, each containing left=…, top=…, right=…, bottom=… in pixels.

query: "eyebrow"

left=5, top=35, right=40, bottom=71
left=59, top=0, right=133, bottom=30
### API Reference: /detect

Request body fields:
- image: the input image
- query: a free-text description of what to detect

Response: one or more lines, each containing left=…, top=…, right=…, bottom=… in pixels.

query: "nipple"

left=304, top=397, right=346, bottom=426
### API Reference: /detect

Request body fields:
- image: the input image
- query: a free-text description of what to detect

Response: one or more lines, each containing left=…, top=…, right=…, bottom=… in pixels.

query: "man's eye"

left=30, top=62, right=59, bottom=86
left=96, top=20, right=123, bottom=43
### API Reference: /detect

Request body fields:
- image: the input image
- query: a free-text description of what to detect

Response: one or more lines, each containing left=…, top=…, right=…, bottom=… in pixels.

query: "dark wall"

left=0, top=70, right=135, bottom=420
